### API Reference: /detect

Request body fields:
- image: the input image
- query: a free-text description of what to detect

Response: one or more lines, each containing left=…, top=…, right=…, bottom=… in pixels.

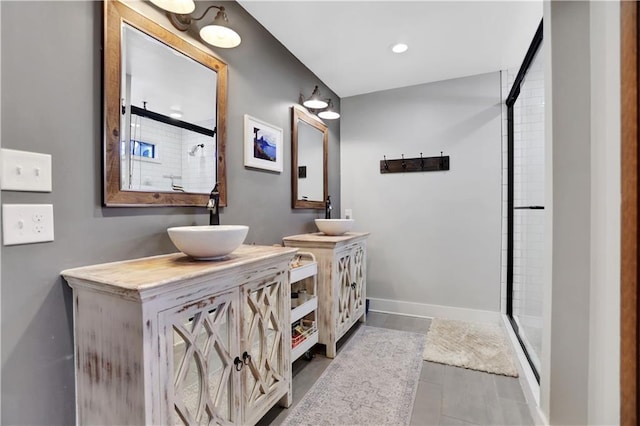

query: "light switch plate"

left=1, top=148, right=52, bottom=192
left=2, top=204, right=54, bottom=245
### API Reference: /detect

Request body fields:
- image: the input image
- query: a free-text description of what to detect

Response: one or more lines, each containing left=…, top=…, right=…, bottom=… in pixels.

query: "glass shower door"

left=507, top=22, right=544, bottom=381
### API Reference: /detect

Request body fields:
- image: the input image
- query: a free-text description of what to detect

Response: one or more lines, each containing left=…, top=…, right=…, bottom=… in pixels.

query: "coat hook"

left=420, top=152, right=424, bottom=169
left=384, top=155, right=389, bottom=170
left=401, top=154, right=406, bottom=169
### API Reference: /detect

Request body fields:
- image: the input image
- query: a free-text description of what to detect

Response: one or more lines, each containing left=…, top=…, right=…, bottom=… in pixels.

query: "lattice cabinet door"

left=159, top=288, right=241, bottom=426
left=335, top=245, right=355, bottom=338
left=350, top=243, right=366, bottom=320
left=240, top=272, right=289, bottom=424
left=335, top=242, right=367, bottom=339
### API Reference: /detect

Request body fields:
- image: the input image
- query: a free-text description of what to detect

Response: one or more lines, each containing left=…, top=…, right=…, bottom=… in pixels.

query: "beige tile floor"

left=258, top=312, right=535, bottom=426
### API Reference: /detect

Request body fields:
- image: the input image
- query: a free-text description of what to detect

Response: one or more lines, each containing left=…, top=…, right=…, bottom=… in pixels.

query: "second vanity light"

left=149, top=0, right=242, bottom=48
left=302, top=85, right=340, bottom=120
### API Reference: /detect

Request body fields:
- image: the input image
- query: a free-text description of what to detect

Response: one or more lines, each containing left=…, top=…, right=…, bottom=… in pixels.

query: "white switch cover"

left=3, top=204, right=54, bottom=245
left=1, top=149, right=52, bottom=192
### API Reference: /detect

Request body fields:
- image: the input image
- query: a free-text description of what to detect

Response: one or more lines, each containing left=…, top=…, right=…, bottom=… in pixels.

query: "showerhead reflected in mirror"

left=104, top=1, right=228, bottom=207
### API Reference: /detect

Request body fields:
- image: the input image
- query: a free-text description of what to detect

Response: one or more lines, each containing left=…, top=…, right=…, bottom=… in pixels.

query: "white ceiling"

left=125, top=23, right=217, bottom=123
left=237, top=1, right=543, bottom=98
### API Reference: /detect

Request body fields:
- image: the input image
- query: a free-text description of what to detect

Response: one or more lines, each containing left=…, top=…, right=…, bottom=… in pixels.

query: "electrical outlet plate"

left=1, top=148, right=52, bottom=192
left=2, top=204, right=54, bottom=245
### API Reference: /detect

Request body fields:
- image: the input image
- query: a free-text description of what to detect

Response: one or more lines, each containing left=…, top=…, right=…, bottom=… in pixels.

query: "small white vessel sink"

left=314, top=219, right=354, bottom=236
left=167, top=225, right=249, bottom=260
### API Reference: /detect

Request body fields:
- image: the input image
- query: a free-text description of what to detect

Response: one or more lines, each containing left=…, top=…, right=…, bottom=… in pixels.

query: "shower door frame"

left=505, top=20, right=543, bottom=384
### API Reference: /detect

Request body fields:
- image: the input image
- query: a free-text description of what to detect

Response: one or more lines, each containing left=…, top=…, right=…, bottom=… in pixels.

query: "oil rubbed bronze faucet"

left=325, top=195, right=332, bottom=219
left=207, top=184, right=220, bottom=225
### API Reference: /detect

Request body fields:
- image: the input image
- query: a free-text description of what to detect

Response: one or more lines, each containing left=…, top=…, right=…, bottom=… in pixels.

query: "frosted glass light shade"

left=318, top=109, right=340, bottom=120
left=149, top=0, right=195, bottom=14
left=200, top=24, right=241, bottom=48
left=303, top=85, right=329, bottom=109
left=318, top=99, right=340, bottom=120
left=303, top=99, right=329, bottom=109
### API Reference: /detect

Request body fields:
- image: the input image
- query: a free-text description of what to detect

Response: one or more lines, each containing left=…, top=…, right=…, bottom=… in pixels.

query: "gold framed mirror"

left=291, top=105, right=328, bottom=209
left=104, top=1, right=227, bottom=206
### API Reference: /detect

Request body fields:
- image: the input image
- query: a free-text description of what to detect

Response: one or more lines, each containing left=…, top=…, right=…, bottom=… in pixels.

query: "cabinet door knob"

left=242, top=351, right=252, bottom=365
left=234, top=356, right=243, bottom=372
left=351, top=282, right=356, bottom=289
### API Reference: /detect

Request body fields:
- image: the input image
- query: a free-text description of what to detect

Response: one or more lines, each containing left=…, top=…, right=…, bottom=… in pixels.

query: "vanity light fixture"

left=153, top=3, right=242, bottom=48
left=318, top=99, right=340, bottom=120
left=149, top=0, right=195, bottom=14
left=301, top=85, right=340, bottom=120
left=303, top=85, right=329, bottom=109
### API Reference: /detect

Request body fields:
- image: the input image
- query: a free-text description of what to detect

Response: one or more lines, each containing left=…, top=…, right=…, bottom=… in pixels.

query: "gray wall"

left=341, top=72, right=502, bottom=314
left=0, top=1, right=339, bottom=424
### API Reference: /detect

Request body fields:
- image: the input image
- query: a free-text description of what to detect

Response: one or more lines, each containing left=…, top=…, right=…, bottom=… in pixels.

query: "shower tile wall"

left=128, top=117, right=182, bottom=192
left=127, top=118, right=216, bottom=193
left=501, top=50, right=545, bottom=373
left=181, top=119, right=216, bottom=194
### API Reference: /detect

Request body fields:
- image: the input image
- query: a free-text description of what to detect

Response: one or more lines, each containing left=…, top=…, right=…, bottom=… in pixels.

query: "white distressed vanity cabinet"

left=61, top=245, right=297, bottom=426
left=282, top=232, right=369, bottom=358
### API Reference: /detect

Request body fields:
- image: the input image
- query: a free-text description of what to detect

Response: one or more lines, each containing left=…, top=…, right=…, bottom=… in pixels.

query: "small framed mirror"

left=291, top=105, right=328, bottom=209
left=104, top=1, right=227, bottom=206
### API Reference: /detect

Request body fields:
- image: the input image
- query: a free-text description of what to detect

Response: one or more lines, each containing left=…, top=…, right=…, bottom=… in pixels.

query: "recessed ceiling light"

left=391, top=43, right=408, bottom=54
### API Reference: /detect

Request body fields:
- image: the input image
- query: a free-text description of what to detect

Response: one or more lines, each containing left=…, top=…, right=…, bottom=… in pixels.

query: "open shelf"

left=291, top=324, right=318, bottom=361
left=291, top=297, right=317, bottom=323
left=290, top=259, right=317, bottom=283
left=290, top=252, right=318, bottom=363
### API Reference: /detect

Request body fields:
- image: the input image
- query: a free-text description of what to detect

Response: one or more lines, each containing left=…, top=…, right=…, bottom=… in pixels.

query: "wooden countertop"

left=61, top=244, right=297, bottom=293
left=283, top=232, right=369, bottom=248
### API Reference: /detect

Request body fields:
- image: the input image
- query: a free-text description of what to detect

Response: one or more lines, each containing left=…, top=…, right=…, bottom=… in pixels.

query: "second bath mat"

left=423, top=318, right=519, bottom=377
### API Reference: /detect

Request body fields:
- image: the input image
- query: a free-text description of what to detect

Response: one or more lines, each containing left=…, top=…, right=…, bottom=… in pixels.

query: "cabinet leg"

left=278, top=386, right=293, bottom=408
left=359, top=312, right=366, bottom=323
left=326, top=343, right=337, bottom=359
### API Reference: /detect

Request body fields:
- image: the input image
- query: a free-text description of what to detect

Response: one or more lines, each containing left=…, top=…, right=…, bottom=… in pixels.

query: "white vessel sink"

left=167, top=225, right=249, bottom=260
left=314, top=219, right=354, bottom=236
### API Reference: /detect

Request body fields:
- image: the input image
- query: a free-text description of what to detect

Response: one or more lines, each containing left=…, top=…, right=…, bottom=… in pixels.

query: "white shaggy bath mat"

left=423, top=318, right=519, bottom=377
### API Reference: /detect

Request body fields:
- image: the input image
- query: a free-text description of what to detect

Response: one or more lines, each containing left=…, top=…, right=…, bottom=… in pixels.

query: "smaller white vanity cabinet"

left=61, top=245, right=297, bottom=426
left=283, top=232, right=369, bottom=358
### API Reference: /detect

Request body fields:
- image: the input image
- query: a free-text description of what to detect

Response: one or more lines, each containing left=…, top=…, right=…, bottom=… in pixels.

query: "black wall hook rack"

left=380, top=152, right=450, bottom=174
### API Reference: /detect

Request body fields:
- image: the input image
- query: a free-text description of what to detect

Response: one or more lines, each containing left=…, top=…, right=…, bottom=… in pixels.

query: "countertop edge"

left=61, top=245, right=298, bottom=295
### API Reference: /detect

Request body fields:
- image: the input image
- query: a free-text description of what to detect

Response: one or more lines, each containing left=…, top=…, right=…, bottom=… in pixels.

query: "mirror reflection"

left=121, top=24, right=217, bottom=194
left=104, top=1, right=228, bottom=207
left=292, top=106, right=328, bottom=209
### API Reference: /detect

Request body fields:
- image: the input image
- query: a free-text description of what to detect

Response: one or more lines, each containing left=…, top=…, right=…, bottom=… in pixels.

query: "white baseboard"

left=368, top=297, right=502, bottom=324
